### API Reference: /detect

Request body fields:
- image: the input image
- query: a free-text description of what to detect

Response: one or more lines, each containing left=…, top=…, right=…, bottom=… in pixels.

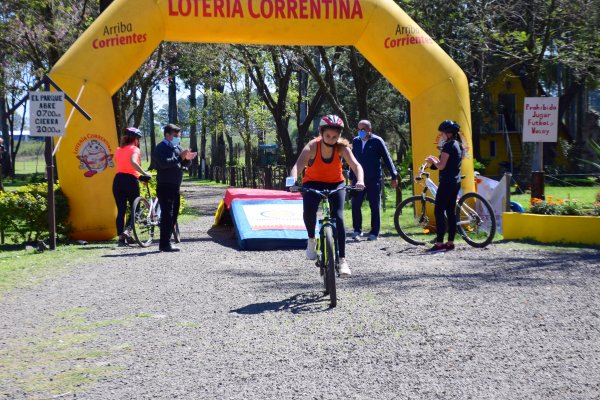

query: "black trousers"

left=157, top=182, right=180, bottom=249
left=302, top=181, right=346, bottom=258
left=112, top=173, right=140, bottom=236
left=434, top=180, right=461, bottom=243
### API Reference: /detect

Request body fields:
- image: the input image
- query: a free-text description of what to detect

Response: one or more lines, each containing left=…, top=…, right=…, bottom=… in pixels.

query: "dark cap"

left=163, top=123, right=181, bottom=135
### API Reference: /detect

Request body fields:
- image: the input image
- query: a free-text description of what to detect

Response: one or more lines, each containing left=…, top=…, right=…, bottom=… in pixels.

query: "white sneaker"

left=338, top=258, right=351, bottom=277
left=306, top=238, right=317, bottom=260
left=351, top=231, right=361, bottom=240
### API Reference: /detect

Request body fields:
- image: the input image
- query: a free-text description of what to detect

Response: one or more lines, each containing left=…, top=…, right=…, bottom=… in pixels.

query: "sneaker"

left=122, top=231, right=136, bottom=244
left=351, top=231, right=361, bottom=240
left=367, top=234, right=378, bottom=241
left=117, top=234, right=129, bottom=247
left=425, top=243, right=446, bottom=253
left=159, top=246, right=180, bottom=252
left=338, top=258, right=351, bottom=277
left=306, top=238, right=317, bottom=260
left=444, top=243, right=455, bottom=251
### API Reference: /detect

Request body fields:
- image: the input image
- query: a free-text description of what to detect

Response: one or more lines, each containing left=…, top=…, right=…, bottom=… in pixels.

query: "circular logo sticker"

left=75, top=134, right=114, bottom=177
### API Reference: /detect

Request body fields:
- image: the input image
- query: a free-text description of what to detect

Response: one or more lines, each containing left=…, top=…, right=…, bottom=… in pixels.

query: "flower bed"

left=503, top=212, right=600, bottom=246
left=502, top=196, right=600, bottom=245
left=529, top=196, right=600, bottom=216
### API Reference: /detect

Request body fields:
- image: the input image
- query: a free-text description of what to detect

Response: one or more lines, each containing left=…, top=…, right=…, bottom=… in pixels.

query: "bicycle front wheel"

left=394, top=195, right=438, bottom=245
left=132, top=197, right=155, bottom=247
left=322, top=225, right=337, bottom=308
left=456, top=192, right=496, bottom=248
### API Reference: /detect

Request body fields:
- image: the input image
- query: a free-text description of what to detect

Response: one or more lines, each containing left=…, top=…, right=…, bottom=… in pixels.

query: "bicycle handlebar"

left=289, top=185, right=363, bottom=198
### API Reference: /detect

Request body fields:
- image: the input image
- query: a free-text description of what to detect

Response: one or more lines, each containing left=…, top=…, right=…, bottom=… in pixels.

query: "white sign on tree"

left=522, top=97, right=559, bottom=143
left=29, top=91, right=66, bottom=137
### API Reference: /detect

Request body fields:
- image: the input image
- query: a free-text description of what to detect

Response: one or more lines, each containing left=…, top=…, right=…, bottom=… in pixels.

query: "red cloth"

left=223, top=188, right=302, bottom=208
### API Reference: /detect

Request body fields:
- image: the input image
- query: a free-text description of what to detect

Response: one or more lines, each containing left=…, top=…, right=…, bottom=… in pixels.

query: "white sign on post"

left=29, top=91, right=66, bottom=137
left=522, top=97, right=558, bottom=143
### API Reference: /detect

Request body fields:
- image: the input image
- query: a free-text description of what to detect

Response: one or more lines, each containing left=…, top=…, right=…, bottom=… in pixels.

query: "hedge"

left=0, top=183, right=70, bottom=244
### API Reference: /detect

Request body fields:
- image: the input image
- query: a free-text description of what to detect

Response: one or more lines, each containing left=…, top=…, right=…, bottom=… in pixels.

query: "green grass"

left=344, top=187, right=412, bottom=237
left=0, top=302, right=152, bottom=397
left=510, top=186, right=599, bottom=209
left=0, top=242, right=110, bottom=300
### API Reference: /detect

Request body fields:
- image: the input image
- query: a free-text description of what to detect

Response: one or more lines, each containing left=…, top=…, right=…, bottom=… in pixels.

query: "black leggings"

left=112, top=173, right=140, bottom=236
left=434, top=181, right=461, bottom=243
left=302, top=181, right=346, bottom=258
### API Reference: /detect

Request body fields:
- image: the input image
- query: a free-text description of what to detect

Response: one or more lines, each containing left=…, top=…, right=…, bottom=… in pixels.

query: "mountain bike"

left=394, top=163, right=496, bottom=248
left=130, top=175, right=180, bottom=247
left=290, top=184, right=362, bottom=308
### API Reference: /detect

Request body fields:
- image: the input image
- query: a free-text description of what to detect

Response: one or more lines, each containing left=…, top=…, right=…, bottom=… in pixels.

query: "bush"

left=0, top=183, right=70, bottom=244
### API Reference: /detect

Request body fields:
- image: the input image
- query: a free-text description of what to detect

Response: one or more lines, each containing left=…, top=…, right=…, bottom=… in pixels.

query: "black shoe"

left=159, top=246, right=180, bottom=252
left=425, top=244, right=446, bottom=253
left=117, top=240, right=128, bottom=247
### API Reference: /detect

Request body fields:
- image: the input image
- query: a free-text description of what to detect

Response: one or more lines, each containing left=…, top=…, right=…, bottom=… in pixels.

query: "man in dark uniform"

left=154, top=123, right=196, bottom=252
left=349, top=120, right=398, bottom=241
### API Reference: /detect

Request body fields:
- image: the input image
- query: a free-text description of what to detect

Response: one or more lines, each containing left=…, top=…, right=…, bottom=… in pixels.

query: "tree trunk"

left=188, top=82, right=198, bottom=176
left=100, top=0, right=113, bottom=13
left=226, top=131, right=234, bottom=166
left=168, top=65, right=178, bottom=124
left=200, top=93, right=208, bottom=179
left=148, top=90, right=157, bottom=170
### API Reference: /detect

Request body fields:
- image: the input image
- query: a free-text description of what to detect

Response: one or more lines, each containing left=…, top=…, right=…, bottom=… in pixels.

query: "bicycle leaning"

left=130, top=175, right=180, bottom=247
left=289, top=183, right=363, bottom=308
left=394, top=163, right=496, bottom=248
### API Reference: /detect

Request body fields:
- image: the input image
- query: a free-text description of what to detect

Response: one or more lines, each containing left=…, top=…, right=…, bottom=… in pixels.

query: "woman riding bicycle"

left=112, top=127, right=152, bottom=246
left=425, top=120, right=466, bottom=252
left=289, top=115, right=365, bottom=277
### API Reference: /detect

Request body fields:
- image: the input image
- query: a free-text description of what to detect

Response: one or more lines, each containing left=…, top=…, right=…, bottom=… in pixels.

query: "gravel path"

left=1, top=182, right=599, bottom=399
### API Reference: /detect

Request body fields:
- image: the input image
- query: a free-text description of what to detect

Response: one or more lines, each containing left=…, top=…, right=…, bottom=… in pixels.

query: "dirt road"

left=1, top=182, right=599, bottom=399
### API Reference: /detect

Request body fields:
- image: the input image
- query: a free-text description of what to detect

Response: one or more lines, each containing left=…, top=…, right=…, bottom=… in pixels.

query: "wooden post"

left=531, top=171, right=545, bottom=201
left=504, top=172, right=512, bottom=212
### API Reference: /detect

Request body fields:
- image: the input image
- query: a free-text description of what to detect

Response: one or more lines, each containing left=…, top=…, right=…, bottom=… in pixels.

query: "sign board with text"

left=522, top=97, right=558, bottom=142
left=29, top=91, right=66, bottom=137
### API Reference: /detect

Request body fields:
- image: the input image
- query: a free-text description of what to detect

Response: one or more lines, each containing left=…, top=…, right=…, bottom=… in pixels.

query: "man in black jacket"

left=349, top=120, right=398, bottom=241
left=154, top=123, right=196, bottom=252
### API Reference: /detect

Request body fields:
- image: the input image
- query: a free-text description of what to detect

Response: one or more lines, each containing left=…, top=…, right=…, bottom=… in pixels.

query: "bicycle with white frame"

left=394, top=163, right=496, bottom=248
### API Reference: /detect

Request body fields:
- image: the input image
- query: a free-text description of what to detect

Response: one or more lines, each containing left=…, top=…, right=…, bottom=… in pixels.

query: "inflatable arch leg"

left=49, top=0, right=473, bottom=240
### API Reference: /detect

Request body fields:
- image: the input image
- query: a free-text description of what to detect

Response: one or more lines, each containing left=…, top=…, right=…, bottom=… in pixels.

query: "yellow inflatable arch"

left=49, top=0, right=473, bottom=240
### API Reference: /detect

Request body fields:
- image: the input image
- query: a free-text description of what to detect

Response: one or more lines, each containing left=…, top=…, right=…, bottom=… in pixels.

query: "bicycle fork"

left=316, top=220, right=339, bottom=275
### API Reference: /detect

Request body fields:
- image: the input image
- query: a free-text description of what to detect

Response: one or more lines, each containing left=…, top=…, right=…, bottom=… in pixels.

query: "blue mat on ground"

left=230, top=199, right=308, bottom=250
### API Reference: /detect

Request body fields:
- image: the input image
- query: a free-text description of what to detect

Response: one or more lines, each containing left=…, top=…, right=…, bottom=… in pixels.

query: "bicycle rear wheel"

left=394, top=195, right=438, bottom=245
left=131, top=197, right=155, bottom=247
left=455, top=192, right=496, bottom=248
left=322, top=225, right=337, bottom=307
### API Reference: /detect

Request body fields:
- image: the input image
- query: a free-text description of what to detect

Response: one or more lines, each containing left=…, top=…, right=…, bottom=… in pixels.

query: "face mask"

left=437, top=137, right=446, bottom=150
left=170, top=136, right=181, bottom=147
left=358, top=130, right=368, bottom=140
